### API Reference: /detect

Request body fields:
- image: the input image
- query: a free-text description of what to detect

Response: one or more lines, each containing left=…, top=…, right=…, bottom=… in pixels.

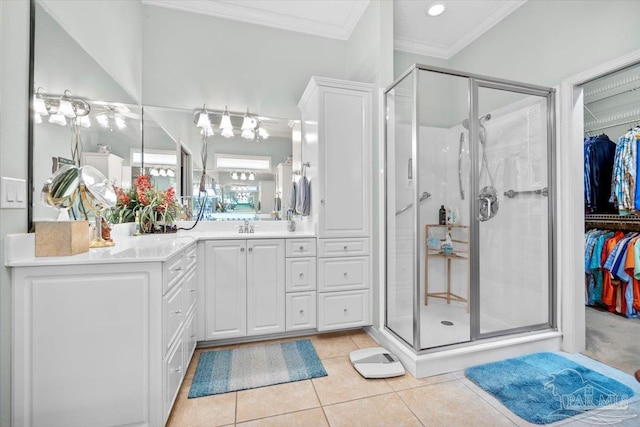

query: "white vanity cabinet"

left=10, top=242, right=198, bottom=427
left=298, top=77, right=373, bottom=331
left=204, top=239, right=286, bottom=340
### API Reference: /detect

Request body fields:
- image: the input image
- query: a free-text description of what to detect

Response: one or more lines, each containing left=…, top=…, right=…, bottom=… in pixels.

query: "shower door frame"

left=384, top=64, right=557, bottom=353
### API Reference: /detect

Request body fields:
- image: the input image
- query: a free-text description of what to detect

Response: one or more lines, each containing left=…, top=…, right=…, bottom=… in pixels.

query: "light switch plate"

left=1, top=177, right=27, bottom=209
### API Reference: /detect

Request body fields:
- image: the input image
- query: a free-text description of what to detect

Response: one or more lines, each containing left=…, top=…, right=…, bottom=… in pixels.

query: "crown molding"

left=395, top=0, right=527, bottom=60
left=142, top=0, right=370, bottom=40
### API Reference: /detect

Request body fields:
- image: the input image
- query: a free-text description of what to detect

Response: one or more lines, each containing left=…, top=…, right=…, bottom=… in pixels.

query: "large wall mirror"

left=29, top=0, right=300, bottom=228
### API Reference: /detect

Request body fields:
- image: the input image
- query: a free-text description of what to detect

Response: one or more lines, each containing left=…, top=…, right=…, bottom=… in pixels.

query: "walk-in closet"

left=581, top=61, right=640, bottom=374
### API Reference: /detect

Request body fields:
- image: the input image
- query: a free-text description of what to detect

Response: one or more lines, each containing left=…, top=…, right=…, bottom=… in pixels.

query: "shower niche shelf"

left=424, top=224, right=469, bottom=313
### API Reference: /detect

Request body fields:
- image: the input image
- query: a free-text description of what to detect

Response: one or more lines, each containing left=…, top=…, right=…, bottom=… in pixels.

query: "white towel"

left=296, top=176, right=310, bottom=216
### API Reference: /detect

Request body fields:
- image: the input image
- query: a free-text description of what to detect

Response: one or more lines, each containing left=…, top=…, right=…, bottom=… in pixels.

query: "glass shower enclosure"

left=385, top=65, right=556, bottom=352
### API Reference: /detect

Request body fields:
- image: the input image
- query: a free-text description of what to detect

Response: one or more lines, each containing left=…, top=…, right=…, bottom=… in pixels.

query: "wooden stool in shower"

left=424, top=224, right=470, bottom=313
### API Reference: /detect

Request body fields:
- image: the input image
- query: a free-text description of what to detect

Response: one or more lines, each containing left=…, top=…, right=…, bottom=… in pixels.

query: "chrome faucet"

left=238, top=220, right=254, bottom=234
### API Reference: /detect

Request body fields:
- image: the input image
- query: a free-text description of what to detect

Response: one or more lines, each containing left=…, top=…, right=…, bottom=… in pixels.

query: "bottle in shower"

left=439, top=205, right=446, bottom=225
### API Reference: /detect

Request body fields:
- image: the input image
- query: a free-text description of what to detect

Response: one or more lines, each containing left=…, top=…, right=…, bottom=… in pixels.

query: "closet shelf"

left=584, top=109, right=640, bottom=133
left=584, top=73, right=640, bottom=105
left=585, top=213, right=640, bottom=231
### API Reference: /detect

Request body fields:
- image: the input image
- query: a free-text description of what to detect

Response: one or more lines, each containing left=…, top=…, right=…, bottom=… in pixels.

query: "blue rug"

left=465, top=352, right=635, bottom=424
left=189, top=339, right=327, bottom=398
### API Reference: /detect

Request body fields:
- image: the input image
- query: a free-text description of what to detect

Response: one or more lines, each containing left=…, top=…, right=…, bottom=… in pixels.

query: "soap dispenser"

left=439, top=205, right=446, bottom=225
left=287, top=210, right=296, bottom=232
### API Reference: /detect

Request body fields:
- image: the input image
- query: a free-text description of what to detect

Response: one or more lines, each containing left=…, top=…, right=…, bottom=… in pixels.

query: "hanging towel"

left=296, top=175, right=310, bottom=216
left=287, top=180, right=297, bottom=213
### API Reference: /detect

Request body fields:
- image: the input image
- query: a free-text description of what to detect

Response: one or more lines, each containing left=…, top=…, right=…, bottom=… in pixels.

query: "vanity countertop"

left=5, top=228, right=316, bottom=267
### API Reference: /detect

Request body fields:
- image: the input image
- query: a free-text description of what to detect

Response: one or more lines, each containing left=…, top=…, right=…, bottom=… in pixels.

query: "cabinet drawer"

left=318, top=257, right=369, bottom=292
left=317, top=290, right=370, bottom=331
left=318, top=238, right=369, bottom=257
left=286, top=257, right=316, bottom=292
left=163, top=283, right=184, bottom=354
left=183, top=267, right=197, bottom=316
left=163, top=338, right=184, bottom=420
left=163, top=251, right=185, bottom=293
left=286, top=238, right=317, bottom=257
left=286, top=292, right=317, bottom=331
left=184, top=243, right=198, bottom=272
left=183, top=312, right=197, bottom=367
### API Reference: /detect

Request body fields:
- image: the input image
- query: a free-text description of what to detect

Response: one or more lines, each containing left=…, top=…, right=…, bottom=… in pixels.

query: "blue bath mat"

left=189, top=339, right=327, bottom=398
left=465, top=352, right=634, bottom=424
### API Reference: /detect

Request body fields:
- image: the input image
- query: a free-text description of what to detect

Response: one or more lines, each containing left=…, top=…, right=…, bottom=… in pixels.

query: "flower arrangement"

left=109, top=175, right=181, bottom=233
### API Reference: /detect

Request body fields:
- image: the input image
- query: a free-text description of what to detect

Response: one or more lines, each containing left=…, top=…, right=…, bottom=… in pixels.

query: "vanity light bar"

left=33, top=88, right=91, bottom=118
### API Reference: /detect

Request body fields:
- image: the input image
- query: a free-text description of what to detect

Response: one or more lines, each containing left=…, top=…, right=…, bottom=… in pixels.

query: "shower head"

left=461, top=113, right=491, bottom=129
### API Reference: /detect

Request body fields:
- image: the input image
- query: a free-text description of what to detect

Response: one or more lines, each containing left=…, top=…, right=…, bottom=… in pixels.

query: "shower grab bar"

left=395, top=192, right=431, bottom=216
left=458, top=132, right=465, bottom=200
left=504, top=187, right=548, bottom=198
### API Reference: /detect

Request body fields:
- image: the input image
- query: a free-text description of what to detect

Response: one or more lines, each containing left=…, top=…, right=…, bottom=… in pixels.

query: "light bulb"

left=221, top=127, right=234, bottom=138
left=241, top=113, right=256, bottom=131
left=427, top=3, right=446, bottom=16
left=219, top=108, right=233, bottom=133
left=248, top=172, right=255, bottom=181
left=159, top=168, right=167, bottom=177
left=258, top=127, right=269, bottom=139
left=58, top=98, right=76, bottom=118
left=240, top=172, right=247, bottom=180
left=196, top=111, right=211, bottom=128
left=167, top=169, right=175, bottom=177
left=77, top=115, right=91, bottom=128
left=49, top=113, right=67, bottom=126
left=33, top=96, right=49, bottom=116
left=241, top=129, right=255, bottom=139
left=34, top=113, right=42, bottom=124
left=115, top=116, right=126, bottom=129
left=231, top=171, right=238, bottom=180
left=150, top=168, right=159, bottom=176
left=96, top=114, right=109, bottom=128
left=201, top=126, right=214, bottom=137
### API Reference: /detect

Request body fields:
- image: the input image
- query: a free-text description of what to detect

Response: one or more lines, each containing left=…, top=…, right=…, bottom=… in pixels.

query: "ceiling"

left=143, top=0, right=527, bottom=60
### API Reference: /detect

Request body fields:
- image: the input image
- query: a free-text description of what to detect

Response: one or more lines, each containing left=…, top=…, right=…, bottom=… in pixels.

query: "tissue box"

left=35, top=221, right=90, bottom=257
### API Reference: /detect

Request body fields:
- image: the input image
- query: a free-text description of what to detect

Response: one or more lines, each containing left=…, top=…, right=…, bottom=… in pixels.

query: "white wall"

left=142, top=5, right=347, bottom=120
left=40, top=0, right=143, bottom=102
left=449, top=0, right=640, bottom=87
left=0, top=1, right=30, bottom=424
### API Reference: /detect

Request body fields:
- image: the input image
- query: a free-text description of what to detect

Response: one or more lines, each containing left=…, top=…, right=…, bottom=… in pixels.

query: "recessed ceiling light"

left=427, top=3, right=446, bottom=17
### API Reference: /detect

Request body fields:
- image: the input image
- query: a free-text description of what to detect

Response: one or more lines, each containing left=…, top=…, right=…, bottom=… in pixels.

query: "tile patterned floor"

left=167, top=329, right=640, bottom=427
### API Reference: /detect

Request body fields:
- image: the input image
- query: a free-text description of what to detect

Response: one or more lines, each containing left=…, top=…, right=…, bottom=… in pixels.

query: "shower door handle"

left=458, top=132, right=465, bottom=200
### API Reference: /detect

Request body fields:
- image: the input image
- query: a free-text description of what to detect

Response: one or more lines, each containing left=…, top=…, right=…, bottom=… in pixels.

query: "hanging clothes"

left=610, top=128, right=640, bottom=215
left=583, top=134, right=616, bottom=213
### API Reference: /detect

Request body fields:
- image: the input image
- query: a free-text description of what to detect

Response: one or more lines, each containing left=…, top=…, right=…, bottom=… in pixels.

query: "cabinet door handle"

left=240, top=247, right=245, bottom=253
left=173, top=266, right=182, bottom=273
left=343, top=272, right=348, bottom=278
left=190, top=334, right=197, bottom=339
left=343, top=246, right=348, bottom=251
left=189, top=289, right=196, bottom=293
left=299, top=309, right=305, bottom=315
left=321, top=199, right=325, bottom=205
left=248, top=247, right=253, bottom=253
left=343, top=308, right=348, bottom=314
left=299, top=273, right=304, bottom=279
left=171, top=367, right=182, bottom=374
left=299, top=245, right=304, bottom=251
left=188, top=255, right=197, bottom=259
left=171, top=310, right=182, bottom=315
